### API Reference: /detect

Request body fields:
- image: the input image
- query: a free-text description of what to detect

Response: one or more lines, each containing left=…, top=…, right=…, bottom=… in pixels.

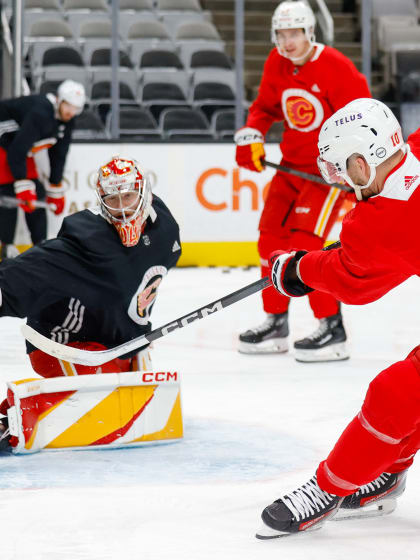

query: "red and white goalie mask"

left=96, top=156, right=154, bottom=247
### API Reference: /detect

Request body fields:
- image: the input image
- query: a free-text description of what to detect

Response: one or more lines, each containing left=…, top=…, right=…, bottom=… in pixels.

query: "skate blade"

left=294, top=342, right=349, bottom=363
left=238, top=338, right=288, bottom=355
left=333, top=498, right=397, bottom=521
left=255, top=521, right=324, bottom=539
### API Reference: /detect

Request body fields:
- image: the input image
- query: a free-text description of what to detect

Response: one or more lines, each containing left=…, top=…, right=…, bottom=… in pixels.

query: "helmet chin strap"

left=345, top=165, right=377, bottom=201
left=279, top=41, right=314, bottom=62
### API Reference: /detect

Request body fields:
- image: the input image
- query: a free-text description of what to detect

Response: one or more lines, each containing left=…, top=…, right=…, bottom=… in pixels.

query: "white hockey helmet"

left=96, top=156, right=155, bottom=247
left=317, top=98, right=404, bottom=200
left=57, top=79, right=86, bottom=114
left=271, top=1, right=316, bottom=59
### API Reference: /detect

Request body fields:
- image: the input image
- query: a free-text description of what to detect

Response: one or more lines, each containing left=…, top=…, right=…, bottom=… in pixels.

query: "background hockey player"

left=234, top=0, right=371, bottom=362
left=257, top=98, right=420, bottom=538
left=0, top=79, right=85, bottom=259
left=0, top=156, right=181, bottom=448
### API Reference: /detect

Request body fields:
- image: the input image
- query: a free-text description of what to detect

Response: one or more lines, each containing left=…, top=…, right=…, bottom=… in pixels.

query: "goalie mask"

left=96, top=156, right=155, bottom=247
left=271, top=1, right=316, bottom=61
left=317, top=98, right=404, bottom=201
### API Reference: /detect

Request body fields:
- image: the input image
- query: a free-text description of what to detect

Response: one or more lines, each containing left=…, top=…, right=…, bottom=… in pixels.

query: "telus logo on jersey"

left=335, top=113, right=362, bottom=126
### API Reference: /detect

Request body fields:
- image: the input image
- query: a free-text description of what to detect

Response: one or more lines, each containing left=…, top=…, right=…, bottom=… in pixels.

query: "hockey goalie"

left=0, top=156, right=183, bottom=453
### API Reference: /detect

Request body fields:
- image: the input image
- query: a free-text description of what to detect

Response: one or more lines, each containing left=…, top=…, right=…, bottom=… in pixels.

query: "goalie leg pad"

left=6, top=370, right=182, bottom=454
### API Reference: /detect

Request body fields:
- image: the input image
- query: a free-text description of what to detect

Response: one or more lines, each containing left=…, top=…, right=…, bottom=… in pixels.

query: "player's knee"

left=362, top=359, right=420, bottom=437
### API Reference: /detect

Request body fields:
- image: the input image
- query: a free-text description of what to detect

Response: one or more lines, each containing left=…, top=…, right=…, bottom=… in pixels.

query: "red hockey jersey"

left=247, top=44, right=371, bottom=174
left=298, top=129, right=420, bottom=304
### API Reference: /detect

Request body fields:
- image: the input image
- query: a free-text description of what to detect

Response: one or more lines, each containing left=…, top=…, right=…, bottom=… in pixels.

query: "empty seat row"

left=73, top=106, right=236, bottom=141
left=39, top=71, right=236, bottom=122
left=29, top=45, right=232, bottom=75
left=25, top=0, right=203, bottom=12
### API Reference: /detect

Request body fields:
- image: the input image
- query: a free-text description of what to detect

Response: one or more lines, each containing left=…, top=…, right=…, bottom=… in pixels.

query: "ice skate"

left=294, top=312, right=349, bottom=362
left=238, top=312, right=289, bottom=354
left=333, top=470, right=408, bottom=521
left=256, top=475, right=343, bottom=539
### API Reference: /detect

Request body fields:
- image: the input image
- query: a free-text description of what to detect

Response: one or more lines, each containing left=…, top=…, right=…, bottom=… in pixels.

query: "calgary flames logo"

left=282, top=89, right=324, bottom=132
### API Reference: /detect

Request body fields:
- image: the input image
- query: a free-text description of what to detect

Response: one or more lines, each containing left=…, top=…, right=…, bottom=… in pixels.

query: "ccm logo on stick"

left=141, top=371, right=178, bottom=383
left=160, top=302, right=224, bottom=336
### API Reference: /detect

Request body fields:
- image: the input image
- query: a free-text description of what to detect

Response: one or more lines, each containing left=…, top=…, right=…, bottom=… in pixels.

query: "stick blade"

left=21, top=324, right=113, bottom=366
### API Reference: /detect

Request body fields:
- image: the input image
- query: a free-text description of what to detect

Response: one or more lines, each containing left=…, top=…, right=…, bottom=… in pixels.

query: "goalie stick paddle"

left=21, top=275, right=272, bottom=366
left=262, top=159, right=352, bottom=193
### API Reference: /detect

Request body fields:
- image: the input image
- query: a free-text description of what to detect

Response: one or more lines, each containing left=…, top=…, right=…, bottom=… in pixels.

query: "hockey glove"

left=234, top=127, right=265, bottom=172
left=46, top=182, right=66, bottom=215
left=13, top=179, right=37, bottom=213
left=269, top=250, right=314, bottom=298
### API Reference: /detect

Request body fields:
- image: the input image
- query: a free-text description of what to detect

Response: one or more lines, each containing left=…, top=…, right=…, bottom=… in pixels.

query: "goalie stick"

left=262, top=159, right=352, bottom=193
left=21, top=276, right=272, bottom=366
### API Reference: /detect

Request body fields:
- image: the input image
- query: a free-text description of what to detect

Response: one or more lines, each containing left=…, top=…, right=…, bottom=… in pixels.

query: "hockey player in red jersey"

left=256, top=98, right=420, bottom=538
left=235, top=0, right=371, bottom=362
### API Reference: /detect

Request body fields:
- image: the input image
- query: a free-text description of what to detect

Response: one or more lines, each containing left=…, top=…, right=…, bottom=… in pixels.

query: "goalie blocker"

left=3, top=370, right=183, bottom=454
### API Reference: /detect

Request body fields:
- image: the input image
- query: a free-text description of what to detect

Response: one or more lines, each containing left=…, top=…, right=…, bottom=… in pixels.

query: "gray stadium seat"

left=34, top=66, right=90, bottom=93
left=157, top=0, right=202, bottom=11
left=120, top=0, right=155, bottom=9
left=160, top=107, right=213, bottom=140
left=63, top=0, right=108, bottom=10
left=26, top=0, right=62, bottom=8
left=27, top=18, right=73, bottom=41
left=141, top=73, right=190, bottom=118
left=139, top=49, right=184, bottom=70
left=126, top=20, right=174, bottom=62
left=190, top=49, right=232, bottom=69
left=106, top=107, right=162, bottom=140
left=72, top=16, right=112, bottom=40
left=211, top=108, right=235, bottom=140
left=175, top=20, right=221, bottom=41
left=371, top=0, right=417, bottom=18
left=73, top=109, right=108, bottom=139
left=119, top=12, right=159, bottom=40
left=89, top=48, right=133, bottom=69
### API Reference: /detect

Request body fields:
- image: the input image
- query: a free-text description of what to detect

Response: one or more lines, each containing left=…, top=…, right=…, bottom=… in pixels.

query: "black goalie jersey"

left=0, top=195, right=181, bottom=356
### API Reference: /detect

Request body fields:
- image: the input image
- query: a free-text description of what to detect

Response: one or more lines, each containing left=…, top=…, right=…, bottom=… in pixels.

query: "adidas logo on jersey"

left=172, top=240, right=181, bottom=252
left=311, top=83, right=321, bottom=93
left=404, top=175, right=419, bottom=190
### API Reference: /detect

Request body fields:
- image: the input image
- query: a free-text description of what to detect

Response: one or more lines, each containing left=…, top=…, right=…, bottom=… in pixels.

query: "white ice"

left=1, top=267, right=420, bottom=560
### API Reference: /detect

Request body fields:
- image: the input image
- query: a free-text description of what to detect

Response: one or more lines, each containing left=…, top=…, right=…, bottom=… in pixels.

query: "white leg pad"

left=6, top=371, right=183, bottom=454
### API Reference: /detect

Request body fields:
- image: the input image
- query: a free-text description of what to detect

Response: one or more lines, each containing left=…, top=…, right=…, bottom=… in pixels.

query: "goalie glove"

left=13, top=179, right=37, bottom=213
left=269, top=250, right=314, bottom=298
left=46, top=182, right=66, bottom=215
left=234, top=127, right=265, bottom=172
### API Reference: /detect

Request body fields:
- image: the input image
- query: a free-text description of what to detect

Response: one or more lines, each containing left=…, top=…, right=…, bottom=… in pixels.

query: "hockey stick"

left=21, top=276, right=272, bottom=366
left=0, top=196, right=56, bottom=212
left=262, top=159, right=352, bottom=193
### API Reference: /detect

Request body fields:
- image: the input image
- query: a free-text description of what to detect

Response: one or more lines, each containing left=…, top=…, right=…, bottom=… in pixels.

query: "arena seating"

left=17, top=0, right=236, bottom=140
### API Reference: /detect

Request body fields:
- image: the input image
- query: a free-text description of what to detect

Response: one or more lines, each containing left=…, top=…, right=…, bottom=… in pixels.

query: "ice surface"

left=0, top=267, right=419, bottom=559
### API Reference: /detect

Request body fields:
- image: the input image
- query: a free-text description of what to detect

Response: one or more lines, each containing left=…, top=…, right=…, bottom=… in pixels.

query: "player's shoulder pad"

left=319, top=45, right=357, bottom=68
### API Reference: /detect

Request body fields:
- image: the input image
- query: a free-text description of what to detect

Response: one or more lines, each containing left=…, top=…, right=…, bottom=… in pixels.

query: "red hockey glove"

left=234, top=127, right=265, bottom=172
left=269, top=250, right=313, bottom=298
left=13, top=179, right=37, bottom=213
left=46, top=182, right=66, bottom=215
